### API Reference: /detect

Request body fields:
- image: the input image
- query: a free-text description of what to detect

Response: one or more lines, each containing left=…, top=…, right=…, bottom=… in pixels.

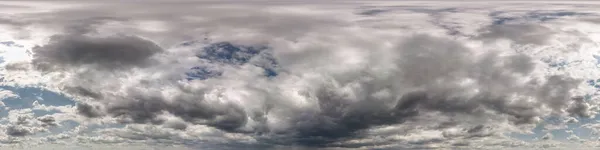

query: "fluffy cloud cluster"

left=2, top=0, right=600, bottom=149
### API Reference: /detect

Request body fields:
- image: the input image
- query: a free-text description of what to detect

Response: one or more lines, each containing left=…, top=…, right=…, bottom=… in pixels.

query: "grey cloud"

left=65, top=86, right=103, bottom=99
left=506, top=54, right=535, bottom=75
left=357, top=9, right=390, bottom=16
left=162, top=120, right=187, bottom=130
left=476, top=24, right=554, bottom=45
left=439, top=125, right=499, bottom=145
left=537, top=76, right=581, bottom=115
left=62, top=17, right=127, bottom=35
left=275, top=35, right=581, bottom=147
left=4, top=62, right=30, bottom=71
left=0, top=1, right=349, bottom=47
left=0, top=16, right=29, bottom=27
left=4, top=115, right=46, bottom=137
left=106, top=89, right=248, bottom=132
left=32, top=34, right=163, bottom=70
left=275, top=87, right=421, bottom=146
left=57, top=34, right=585, bottom=148
left=464, top=125, right=495, bottom=138
left=5, top=126, right=33, bottom=137
left=393, top=35, right=544, bottom=122
left=77, top=103, right=104, bottom=118
left=567, top=96, right=594, bottom=118
left=541, top=132, right=553, bottom=140
left=16, top=116, right=30, bottom=125
left=37, top=116, right=57, bottom=127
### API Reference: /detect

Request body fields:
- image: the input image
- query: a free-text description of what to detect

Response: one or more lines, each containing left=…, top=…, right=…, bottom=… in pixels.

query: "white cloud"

left=0, top=90, right=18, bottom=100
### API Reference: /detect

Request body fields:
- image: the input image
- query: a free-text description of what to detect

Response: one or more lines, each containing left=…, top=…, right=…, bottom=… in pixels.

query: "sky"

left=1, top=0, right=600, bottom=149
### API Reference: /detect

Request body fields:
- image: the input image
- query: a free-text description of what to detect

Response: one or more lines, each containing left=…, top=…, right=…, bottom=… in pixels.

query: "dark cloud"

left=465, top=125, right=494, bottom=138
left=537, top=75, right=581, bottom=115
left=106, top=89, right=248, bottom=132
left=567, top=96, right=594, bottom=118
left=275, top=87, right=421, bottom=146
left=37, top=116, right=57, bottom=127
left=32, top=34, right=162, bottom=70
left=16, top=116, right=30, bottom=125
left=65, top=86, right=103, bottom=99
left=77, top=103, right=104, bottom=118
left=4, top=116, right=42, bottom=137
left=5, top=126, right=33, bottom=137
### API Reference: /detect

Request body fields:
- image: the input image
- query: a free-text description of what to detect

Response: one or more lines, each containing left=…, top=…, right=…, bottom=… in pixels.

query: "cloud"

left=5, top=126, right=32, bottom=137
left=1, top=0, right=600, bottom=149
left=33, top=33, right=585, bottom=148
left=542, top=132, right=553, bottom=140
left=476, top=24, right=555, bottom=45
left=0, top=90, right=19, bottom=100
left=0, top=89, right=18, bottom=108
left=32, top=34, right=163, bottom=71
left=76, top=103, right=103, bottom=118
left=1, top=109, right=50, bottom=137
left=36, top=116, right=57, bottom=127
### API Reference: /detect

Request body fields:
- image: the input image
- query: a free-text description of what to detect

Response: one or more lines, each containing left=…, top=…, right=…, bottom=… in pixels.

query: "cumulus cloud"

left=76, top=103, right=103, bottom=118
left=1, top=109, right=51, bottom=138
left=36, top=116, right=57, bottom=127
left=5, top=126, right=31, bottom=137
left=0, top=90, right=19, bottom=100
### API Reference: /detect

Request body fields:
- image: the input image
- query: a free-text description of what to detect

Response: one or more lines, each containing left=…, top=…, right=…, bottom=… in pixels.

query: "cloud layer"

left=1, top=0, right=600, bottom=149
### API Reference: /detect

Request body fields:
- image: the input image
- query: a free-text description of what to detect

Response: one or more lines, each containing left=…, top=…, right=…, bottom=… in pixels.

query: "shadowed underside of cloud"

left=32, top=34, right=163, bottom=71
